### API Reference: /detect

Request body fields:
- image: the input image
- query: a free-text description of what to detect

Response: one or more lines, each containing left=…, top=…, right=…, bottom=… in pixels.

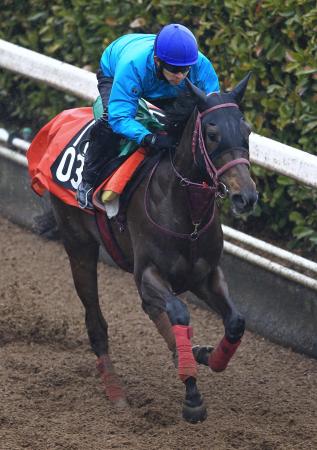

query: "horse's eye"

left=207, top=132, right=217, bottom=140
left=206, top=124, right=219, bottom=141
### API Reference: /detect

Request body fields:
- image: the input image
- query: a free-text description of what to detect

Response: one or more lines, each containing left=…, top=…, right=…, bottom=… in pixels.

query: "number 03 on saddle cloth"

left=27, top=98, right=164, bottom=212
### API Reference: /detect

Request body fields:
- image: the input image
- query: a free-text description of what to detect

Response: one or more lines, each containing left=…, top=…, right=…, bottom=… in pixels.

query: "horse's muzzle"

left=230, top=190, right=258, bottom=215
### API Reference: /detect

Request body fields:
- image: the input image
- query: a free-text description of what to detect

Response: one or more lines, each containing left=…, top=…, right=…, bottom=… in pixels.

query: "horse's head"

left=174, top=74, right=258, bottom=216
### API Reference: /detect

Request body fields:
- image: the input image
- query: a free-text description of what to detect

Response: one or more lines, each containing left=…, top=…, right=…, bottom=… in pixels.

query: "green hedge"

left=1, top=0, right=316, bottom=255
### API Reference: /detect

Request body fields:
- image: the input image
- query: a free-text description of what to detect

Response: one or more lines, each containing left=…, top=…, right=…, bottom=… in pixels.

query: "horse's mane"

left=159, top=90, right=197, bottom=139
left=164, top=90, right=197, bottom=124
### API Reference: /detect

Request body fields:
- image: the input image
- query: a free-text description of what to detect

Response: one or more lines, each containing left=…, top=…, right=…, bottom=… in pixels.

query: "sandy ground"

left=0, top=215, right=316, bottom=450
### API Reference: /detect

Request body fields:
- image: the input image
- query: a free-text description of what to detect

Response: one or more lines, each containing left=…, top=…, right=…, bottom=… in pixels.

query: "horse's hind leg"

left=64, top=239, right=127, bottom=407
left=191, top=266, right=245, bottom=372
left=49, top=197, right=128, bottom=407
left=136, top=265, right=207, bottom=423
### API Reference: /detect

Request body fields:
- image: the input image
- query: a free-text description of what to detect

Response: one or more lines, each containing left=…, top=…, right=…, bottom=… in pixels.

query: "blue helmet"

left=154, top=24, right=198, bottom=66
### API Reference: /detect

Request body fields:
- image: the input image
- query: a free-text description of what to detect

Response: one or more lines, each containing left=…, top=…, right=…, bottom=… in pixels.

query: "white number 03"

left=54, top=120, right=94, bottom=190
left=55, top=146, right=85, bottom=190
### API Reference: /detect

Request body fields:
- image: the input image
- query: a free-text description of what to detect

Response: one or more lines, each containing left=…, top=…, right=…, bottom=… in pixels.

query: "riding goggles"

left=161, top=61, right=191, bottom=74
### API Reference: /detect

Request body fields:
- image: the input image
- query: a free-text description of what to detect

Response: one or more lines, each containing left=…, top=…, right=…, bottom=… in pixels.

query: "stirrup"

left=77, top=186, right=94, bottom=210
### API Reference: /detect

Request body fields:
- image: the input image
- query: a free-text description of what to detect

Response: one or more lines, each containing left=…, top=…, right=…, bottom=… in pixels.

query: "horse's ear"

left=185, top=78, right=208, bottom=109
left=231, top=72, right=252, bottom=104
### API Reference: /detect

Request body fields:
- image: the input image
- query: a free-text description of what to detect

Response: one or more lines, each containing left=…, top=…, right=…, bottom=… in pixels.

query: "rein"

left=145, top=103, right=250, bottom=241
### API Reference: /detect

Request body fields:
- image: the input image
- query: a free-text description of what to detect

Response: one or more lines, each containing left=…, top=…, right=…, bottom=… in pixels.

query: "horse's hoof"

left=192, top=345, right=213, bottom=366
left=182, top=399, right=207, bottom=424
left=113, top=397, right=129, bottom=410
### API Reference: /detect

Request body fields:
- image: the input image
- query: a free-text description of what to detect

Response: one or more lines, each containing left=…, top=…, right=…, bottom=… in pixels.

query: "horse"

left=48, top=73, right=257, bottom=423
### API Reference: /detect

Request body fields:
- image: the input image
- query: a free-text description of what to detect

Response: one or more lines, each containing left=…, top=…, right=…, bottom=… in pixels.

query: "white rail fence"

left=1, top=39, right=317, bottom=291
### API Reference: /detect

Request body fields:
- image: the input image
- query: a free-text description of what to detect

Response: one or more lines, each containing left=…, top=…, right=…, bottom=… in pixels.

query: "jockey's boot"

left=77, top=179, right=94, bottom=210
left=76, top=138, right=96, bottom=210
left=76, top=119, right=110, bottom=210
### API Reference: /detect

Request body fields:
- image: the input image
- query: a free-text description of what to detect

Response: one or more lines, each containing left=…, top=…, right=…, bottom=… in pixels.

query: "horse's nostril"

left=231, top=192, right=257, bottom=213
left=231, top=194, right=247, bottom=209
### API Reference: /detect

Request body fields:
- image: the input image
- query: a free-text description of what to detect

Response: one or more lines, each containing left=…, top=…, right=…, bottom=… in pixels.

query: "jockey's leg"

left=191, top=265, right=245, bottom=372
left=77, top=72, right=120, bottom=210
left=136, top=265, right=207, bottom=422
left=76, top=121, right=120, bottom=209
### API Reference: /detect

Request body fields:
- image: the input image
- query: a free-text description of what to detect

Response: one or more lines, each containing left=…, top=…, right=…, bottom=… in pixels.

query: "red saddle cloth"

left=27, top=107, right=145, bottom=271
left=27, top=107, right=94, bottom=207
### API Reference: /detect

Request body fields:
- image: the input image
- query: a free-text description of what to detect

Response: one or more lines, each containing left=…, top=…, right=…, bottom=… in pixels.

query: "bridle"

left=145, top=102, right=251, bottom=241
left=192, top=103, right=250, bottom=183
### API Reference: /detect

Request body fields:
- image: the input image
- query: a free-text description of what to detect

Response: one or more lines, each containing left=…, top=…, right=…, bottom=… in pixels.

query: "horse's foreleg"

left=137, top=266, right=206, bottom=423
left=64, top=240, right=126, bottom=407
left=151, top=311, right=176, bottom=353
left=138, top=266, right=197, bottom=378
left=191, top=266, right=245, bottom=372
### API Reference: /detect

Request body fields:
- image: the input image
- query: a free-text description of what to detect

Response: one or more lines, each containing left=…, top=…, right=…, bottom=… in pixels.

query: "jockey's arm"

left=107, top=62, right=151, bottom=145
left=194, top=55, right=220, bottom=95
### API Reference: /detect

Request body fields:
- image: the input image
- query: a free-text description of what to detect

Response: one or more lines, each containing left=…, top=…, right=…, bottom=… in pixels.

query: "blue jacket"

left=100, top=33, right=220, bottom=144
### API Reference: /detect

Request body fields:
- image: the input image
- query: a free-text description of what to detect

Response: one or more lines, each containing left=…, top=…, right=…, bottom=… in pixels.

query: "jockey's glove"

left=142, top=132, right=177, bottom=153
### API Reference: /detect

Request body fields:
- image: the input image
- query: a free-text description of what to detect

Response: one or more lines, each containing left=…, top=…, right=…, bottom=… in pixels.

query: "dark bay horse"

left=50, top=74, right=257, bottom=423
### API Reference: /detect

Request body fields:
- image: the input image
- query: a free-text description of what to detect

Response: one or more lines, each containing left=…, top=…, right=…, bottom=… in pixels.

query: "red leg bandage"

left=208, top=336, right=241, bottom=372
left=172, top=325, right=197, bottom=382
left=96, top=355, right=126, bottom=403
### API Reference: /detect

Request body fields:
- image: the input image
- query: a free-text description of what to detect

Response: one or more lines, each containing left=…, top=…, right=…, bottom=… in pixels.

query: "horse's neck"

left=156, top=108, right=200, bottom=198
left=149, top=110, right=203, bottom=225
left=173, top=109, right=200, bottom=181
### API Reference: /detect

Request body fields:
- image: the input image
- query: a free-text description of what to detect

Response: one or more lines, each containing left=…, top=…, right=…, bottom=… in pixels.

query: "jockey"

left=77, top=23, right=220, bottom=209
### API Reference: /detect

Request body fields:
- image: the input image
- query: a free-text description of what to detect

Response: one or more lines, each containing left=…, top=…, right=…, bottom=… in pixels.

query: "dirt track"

left=0, top=215, right=316, bottom=450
